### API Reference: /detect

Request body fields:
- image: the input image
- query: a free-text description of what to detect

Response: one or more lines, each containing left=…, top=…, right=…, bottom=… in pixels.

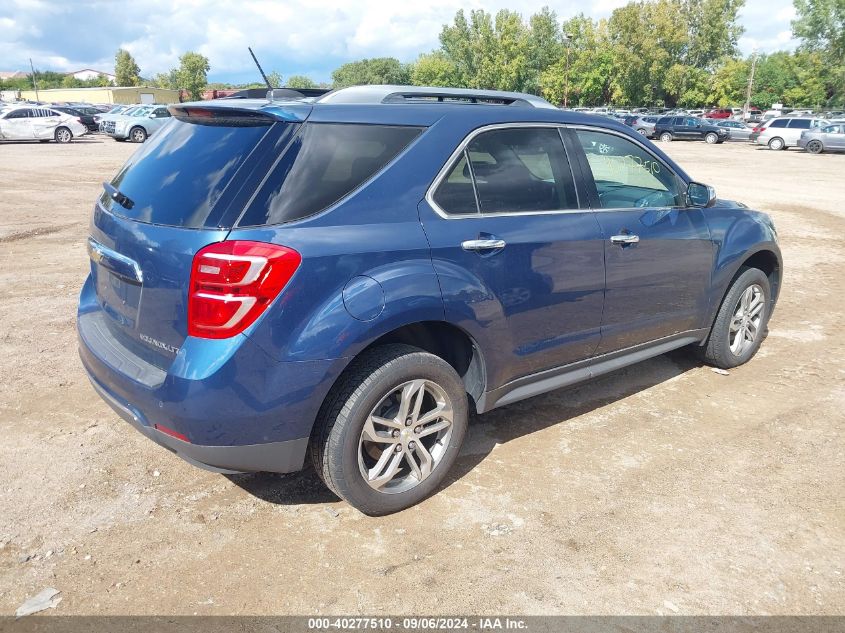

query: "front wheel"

left=705, top=132, right=719, bottom=144
left=660, top=132, right=673, bottom=142
left=701, top=267, right=771, bottom=369
left=310, top=345, right=468, bottom=515
left=129, top=126, right=147, bottom=143
left=806, top=140, right=823, bottom=154
left=54, top=127, right=72, bottom=143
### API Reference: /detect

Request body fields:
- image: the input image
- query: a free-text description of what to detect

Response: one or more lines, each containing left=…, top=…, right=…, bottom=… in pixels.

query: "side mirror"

left=687, top=182, right=716, bottom=208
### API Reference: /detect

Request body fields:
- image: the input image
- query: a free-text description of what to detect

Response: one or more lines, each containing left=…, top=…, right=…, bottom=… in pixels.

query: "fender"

left=703, top=206, right=782, bottom=329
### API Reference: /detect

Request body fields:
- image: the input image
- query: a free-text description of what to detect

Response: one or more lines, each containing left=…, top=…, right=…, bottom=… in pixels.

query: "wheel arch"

left=336, top=320, right=486, bottom=412
left=705, top=244, right=782, bottom=340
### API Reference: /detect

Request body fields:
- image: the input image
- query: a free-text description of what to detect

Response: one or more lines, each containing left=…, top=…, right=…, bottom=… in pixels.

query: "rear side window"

left=102, top=117, right=276, bottom=228
left=657, top=117, right=671, bottom=125
left=788, top=119, right=812, bottom=129
left=433, top=127, right=577, bottom=215
left=238, top=123, right=422, bottom=226
left=467, top=128, right=576, bottom=213
left=769, top=119, right=788, bottom=128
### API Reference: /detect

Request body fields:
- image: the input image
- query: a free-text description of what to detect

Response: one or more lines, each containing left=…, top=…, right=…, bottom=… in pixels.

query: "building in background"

left=17, top=86, right=180, bottom=104
left=0, top=71, right=27, bottom=80
left=66, top=69, right=116, bottom=84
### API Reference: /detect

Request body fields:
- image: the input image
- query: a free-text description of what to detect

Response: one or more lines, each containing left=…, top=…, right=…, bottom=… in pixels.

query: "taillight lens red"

left=188, top=241, right=301, bottom=339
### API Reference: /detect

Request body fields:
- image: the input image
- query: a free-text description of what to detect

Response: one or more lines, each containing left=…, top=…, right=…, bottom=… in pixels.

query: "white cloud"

left=0, top=0, right=800, bottom=81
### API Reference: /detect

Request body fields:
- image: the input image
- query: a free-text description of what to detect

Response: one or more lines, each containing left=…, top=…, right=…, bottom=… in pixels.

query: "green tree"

left=331, top=57, right=410, bottom=87
left=287, top=75, right=317, bottom=89
left=411, top=51, right=462, bottom=86
left=114, top=49, right=141, bottom=86
left=266, top=71, right=283, bottom=87
left=793, top=0, right=845, bottom=104
left=175, top=51, right=210, bottom=99
left=709, top=56, right=751, bottom=105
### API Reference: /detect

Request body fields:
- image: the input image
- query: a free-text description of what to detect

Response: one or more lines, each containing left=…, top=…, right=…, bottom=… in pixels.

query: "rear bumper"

left=87, top=374, right=309, bottom=474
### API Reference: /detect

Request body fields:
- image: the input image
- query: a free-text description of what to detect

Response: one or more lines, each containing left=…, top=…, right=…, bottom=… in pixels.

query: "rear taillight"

left=188, top=241, right=301, bottom=339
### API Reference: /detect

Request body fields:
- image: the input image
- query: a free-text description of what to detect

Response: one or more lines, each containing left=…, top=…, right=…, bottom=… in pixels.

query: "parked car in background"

left=797, top=123, right=845, bottom=154
left=78, top=85, right=781, bottom=514
left=715, top=120, right=753, bottom=142
left=102, top=105, right=172, bottom=142
left=94, top=104, right=138, bottom=127
left=654, top=116, right=728, bottom=143
left=52, top=105, right=99, bottom=133
left=705, top=108, right=733, bottom=119
left=686, top=110, right=705, bottom=118
left=0, top=106, right=87, bottom=142
left=627, top=115, right=659, bottom=136
left=757, top=116, right=830, bottom=150
left=743, top=109, right=763, bottom=123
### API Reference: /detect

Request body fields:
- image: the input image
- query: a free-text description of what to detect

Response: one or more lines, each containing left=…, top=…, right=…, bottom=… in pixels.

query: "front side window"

left=822, top=125, right=842, bottom=133
left=239, top=123, right=422, bottom=226
left=576, top=130, right=681, bottom=209
left=788, top=119, right=812, bottom=129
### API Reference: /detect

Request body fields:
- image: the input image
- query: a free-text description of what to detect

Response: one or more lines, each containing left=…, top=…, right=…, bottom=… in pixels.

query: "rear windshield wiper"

left=102, top=182, right=134, bottom=210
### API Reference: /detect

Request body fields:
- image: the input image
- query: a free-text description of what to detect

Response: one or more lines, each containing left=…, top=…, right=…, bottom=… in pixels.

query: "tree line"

left=3, top=0, right=841, bottom=108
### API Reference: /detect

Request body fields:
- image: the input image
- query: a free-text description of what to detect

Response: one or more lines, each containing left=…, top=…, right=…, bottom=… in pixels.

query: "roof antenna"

left=248, top=47, right=274, bottom=99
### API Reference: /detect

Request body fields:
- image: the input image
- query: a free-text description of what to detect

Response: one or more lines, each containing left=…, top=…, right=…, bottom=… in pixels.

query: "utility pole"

left=744, top=50, right=758, bottom=118
left=29, top=58, right=39, bottom=102
left=563, top=32, right=572, bottom=108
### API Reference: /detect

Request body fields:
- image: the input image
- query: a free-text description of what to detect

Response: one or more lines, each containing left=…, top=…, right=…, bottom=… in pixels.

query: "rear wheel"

left=705, top=132, right=718, bottom=144
left=310, top=344, right=468, bottom=515
left=54, top=127, right=72, bottom=143
left=636, top=128, right=647, bottom=136
left=660, top=132, right=673, bottom=142
left=129, top=126, right=147, bottom=143
left=768, top=137, right=785, bottom=150
left=806, top=140, right=824, bottom=154
left=701, top=267, right=771, bottom=369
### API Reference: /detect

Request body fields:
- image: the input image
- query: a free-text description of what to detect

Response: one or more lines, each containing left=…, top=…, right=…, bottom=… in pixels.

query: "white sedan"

left=0, top=106, right=88, bottom=143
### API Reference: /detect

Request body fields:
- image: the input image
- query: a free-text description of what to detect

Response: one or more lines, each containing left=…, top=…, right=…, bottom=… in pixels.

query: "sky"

left=0, top=0, right=798, bottom=84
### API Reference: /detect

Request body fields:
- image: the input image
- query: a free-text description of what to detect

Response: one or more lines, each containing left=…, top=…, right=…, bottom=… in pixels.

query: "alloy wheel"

left=729, top=284, right=765, bottom=356
left=56, top=128, right=71, bottom=143
left=357, top=379, right=454, bottom=494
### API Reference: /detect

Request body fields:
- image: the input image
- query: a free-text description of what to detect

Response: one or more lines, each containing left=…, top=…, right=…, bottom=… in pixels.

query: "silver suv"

left=102, top=105, right=172, bottom=143
left=757, top=116, right=830, bottom=150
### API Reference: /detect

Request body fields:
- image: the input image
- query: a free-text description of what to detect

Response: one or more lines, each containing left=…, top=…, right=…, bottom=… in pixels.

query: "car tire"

left=54, top=127, right=72, bottom=143
left=768, top=137, right=785, bottom=150
left=129, top=126, right=147, bottom=143
left=310, top=344, right=468, bottom=515
left=701, top=267, right=771, bottom=369
left=636, top=128, right=647, bottom=136
left=660, top=132, right=673, bottom=142
left=806, top=140, right=824, bottom=154
left=705, top=132, right=719, bottom=144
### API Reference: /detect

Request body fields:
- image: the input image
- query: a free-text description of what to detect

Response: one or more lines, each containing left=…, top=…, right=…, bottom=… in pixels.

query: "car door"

left=569, top=127, right=714, bottom=354
left=31, top=109, right=61, bottom=139
left=828, top=125, right=845, bottom=149
left=0, top=109, right=34, bottom=139
left=419, top=125, right=606, bottom=389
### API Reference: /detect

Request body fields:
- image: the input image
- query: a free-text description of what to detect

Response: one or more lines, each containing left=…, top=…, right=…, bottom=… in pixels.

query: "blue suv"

left=78, top=86, right=782, bottom=514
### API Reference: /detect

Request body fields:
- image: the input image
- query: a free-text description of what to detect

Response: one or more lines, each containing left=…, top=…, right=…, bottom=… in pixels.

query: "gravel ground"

left=0, top=134, right=843, bottom=615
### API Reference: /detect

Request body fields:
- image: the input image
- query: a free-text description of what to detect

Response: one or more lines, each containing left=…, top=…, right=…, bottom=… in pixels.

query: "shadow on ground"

left=228, top=349, right=701, bottom=507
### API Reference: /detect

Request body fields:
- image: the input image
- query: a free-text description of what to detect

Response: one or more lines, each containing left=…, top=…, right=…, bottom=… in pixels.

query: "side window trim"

left=427, top=123, right=584, bottom=219
left=565, top=124, right=687, bottom=212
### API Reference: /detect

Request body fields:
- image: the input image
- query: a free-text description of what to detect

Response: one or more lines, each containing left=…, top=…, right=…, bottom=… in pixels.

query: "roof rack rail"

left=317, top=85, right=556, bottom=109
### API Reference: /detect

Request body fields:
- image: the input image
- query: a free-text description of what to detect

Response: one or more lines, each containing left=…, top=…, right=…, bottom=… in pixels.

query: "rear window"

left=237, top=123, right=422, bottom=226
left=101, top=117, right=276, bottom=228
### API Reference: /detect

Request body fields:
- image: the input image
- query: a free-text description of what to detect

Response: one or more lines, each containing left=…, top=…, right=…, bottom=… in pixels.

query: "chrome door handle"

left=610, top=234, right=640, bottom=245
left=461, top=239, right=506, bottom=251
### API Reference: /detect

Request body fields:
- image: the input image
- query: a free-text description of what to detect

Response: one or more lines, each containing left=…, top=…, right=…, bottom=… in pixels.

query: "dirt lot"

left=0, top=135, right=843, bottom=616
